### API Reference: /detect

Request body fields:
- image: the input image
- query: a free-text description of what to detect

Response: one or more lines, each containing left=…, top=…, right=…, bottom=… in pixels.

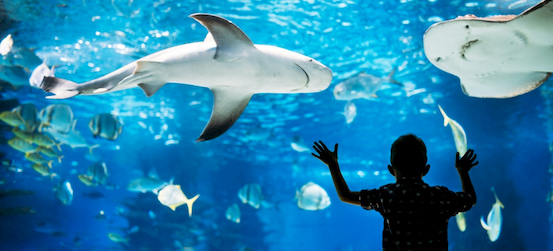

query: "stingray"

left=423, top=0, right=553, bottom=98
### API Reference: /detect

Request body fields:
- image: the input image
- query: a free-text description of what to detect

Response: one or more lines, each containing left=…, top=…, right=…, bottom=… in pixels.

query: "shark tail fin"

left=185, top=194, right=200, bottom=217
left=41, top=77, right=80, bottom=99
left=438, top=105, right=449, bottom=127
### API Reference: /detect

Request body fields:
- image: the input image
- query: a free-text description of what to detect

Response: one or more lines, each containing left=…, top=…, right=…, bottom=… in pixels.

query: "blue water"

left=0, top=0, right=552, bottom=250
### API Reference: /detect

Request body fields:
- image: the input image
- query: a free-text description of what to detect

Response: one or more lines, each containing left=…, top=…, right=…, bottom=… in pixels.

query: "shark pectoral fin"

left=138, top=83, right=165, bottom=98
left=196, top=87, right=253, bottom=142
left=190, top=14, right=256, bottom=62
left=480, top=216, right=491, bottom=230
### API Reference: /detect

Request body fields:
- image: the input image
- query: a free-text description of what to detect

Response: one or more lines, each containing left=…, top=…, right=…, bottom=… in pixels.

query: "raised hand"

left=312, top=141, right=339, bottom=167
left=456, top=149, right=478, bottom=173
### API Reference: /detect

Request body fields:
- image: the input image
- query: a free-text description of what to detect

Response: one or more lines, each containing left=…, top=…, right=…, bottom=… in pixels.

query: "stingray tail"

left=40, top=77, right=80, bottom=99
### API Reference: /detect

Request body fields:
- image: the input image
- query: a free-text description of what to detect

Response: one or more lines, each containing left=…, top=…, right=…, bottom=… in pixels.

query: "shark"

left=40, top=13, right=333, bottom=142
left=423, top=0, right=553, bottom=98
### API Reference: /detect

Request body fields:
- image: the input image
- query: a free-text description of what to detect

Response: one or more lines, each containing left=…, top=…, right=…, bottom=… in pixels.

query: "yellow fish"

left=157, top=184, right=199, bottom=216
left=32, top=164, right=56, bottom=178
left=11, top=127, right=34, bottom=142
left=78, top=175, right=95, bottom=186
left=0, top=111, right=25, bottom=127
left=455, top=212, right=466, bottom=232
left=36, top=146, right=63, bottom=163
left=25, top=152, right=53, bottom=168
left=31, top=133, right=61, bottom=151
left=107, top=233, right=129, bottom=245
left=8, top=137, right=37, bottom=153
left=481, top=187, right=504, bottom=242
left=438, top=105, right=467, bottom=155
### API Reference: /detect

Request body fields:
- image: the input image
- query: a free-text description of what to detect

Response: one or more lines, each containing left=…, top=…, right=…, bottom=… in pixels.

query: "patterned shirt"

left=360, top=177, right=475, bottom=251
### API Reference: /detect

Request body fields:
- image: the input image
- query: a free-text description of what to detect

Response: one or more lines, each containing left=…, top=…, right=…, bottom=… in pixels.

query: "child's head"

left=389, top=134, right=429, bottom=178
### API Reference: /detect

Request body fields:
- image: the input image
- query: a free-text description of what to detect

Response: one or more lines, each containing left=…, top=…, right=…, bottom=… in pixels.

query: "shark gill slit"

left=294, top=63, right=310, bottom=89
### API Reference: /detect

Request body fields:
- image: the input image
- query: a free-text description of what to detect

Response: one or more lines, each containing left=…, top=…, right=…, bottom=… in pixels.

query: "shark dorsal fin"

left=190, top=13, right=256, bottom=61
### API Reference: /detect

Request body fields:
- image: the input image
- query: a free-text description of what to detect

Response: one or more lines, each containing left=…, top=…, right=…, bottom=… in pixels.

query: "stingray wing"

left=423, top=0, right=553, bottom=98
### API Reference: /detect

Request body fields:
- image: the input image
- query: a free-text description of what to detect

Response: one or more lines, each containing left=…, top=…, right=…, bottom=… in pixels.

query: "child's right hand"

left=312, top=141, right=339, bottom=167
left=456, top=149, right=479, bottom=173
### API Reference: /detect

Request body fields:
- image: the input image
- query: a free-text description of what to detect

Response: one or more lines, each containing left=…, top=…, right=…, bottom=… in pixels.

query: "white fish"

left=481, top=187, right=504, bottom=242
left=39, top=14, right=332, bottom=142
left=39, top=104, right=75, bottom=134
left=225, top=203, right=241, bottom=223
left=55, top=179, right=73, bottom=205
left=13, top=103, right=40, bottom=132
left=29, top=62, right=55, bottom=89
left=87, top=162, right=109, bottom=185
left=0, top=34, right=13, bottom=56
left=438, top=105, right=467, bottom=156
left=157, top=184, right=200, bottom=216
left=296, top=182, right=331, bottom=211
left=42, top=120, right=98, bottom=153
left=455, top=212, right=466, bottom=232
left=238, top=183, right=263, bottom=209
left=290, top=135, right=310, bottom=153
left=127, top=176, right=168, bottom=194
left=424, top=0, right=553, bottom=98
left=333, top=69, right=402, bottom=101
left=88, top=113, right=123, bottom=140
left=342, top=101, right=357, bottom=124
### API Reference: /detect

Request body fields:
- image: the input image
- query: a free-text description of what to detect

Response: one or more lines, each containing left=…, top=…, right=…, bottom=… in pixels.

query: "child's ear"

left=388, top=165, right=395, bottom=176
left=422, top=164, right=430, bottom=176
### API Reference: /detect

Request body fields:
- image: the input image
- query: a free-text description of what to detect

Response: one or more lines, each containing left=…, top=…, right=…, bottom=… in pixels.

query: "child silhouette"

left=312, top=134, right=478, bottom=251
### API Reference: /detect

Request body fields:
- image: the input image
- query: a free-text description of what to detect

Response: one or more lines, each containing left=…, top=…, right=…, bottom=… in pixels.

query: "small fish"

left=31, top=133, right=61, bottom=151
left=86, top=162, right=109, bottom=185
left=88, top=113, right=123, bottom=140
left=32, top=164, right=56, bottom=178
left=296, top=182, right=331, bottom=211
left=12, top=127, right=35, bottom=142
left=333, top=69, right=402, bottom=101
left=0, top=34, right=13, bottom=56
left=342, top=101, right=357, bottom=124
left=55, top=179, right=73, bottom=205
left=438, top=105, right=467, bottom=155
left=25, top=152, right=53, bottom=168
left=290, top=135, right=310, bottom=153
left=481, top=187, right=504, bottom=242
left=237, top=183, right=263, bottom=209
left=225, top=203, right=241, bottom=223
left=42, top=120, right=98, bottom=153
left=0, top=206, right=35, bottom=215
left=107, top=233, right=129, bottom=246
left=8, top=137, right=37, bottom=153
left=39, top=104, right=74, bottom=133
left=127, top=176, right=168, bottom=194
left=157, top=184, right=200, bottom=216
left=0, top=111, right=25, bottom=128
left=455, top=212, right=466, bottom=232
left=12, top=103, right=40, bottom=132
left=78, top=175, right=95, bottom=186
left=29, top=62, right=55, bottom=89
left=36, top=146, right=63, bottom=163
